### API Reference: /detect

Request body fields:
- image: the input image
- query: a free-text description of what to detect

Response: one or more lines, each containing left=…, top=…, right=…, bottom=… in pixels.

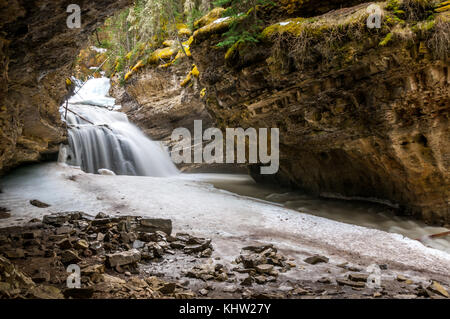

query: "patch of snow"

left=213, top=17, right=230, bottom=24
left=98, top=168, right=116, bottom=176
left=90, top=46, right=107, bottom=53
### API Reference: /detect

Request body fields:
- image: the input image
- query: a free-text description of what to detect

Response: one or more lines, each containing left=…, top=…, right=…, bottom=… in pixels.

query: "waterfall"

left=60, top=77, right=179, bottom=177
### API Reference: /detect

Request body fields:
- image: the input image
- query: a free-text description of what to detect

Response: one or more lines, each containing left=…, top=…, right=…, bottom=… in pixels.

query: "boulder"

left=158, top=282, right=176, bottom=294
left=106, top=249, right=141, bottom=268
left=74, top=239, right=89, bottom=250
left=137, top=218, right=172, bottom=236
left=428, top=281, right=449, bottom=298
left=28, top=285, right=64, bottom=299
left=43, top=214, right=69, bottom=226
left=60, top=250, right=82, bottom=264
left=30, top=199, right=50, bottom=208
left=336, top=278, right=366, bottom=288
left=57, top=238, right=73, bottom=250
left=304, top=255, right=329, bottom=265
left=348, top=273, right=369, bottom=282
left=184, top=239, right=212, bottom=254
left=255, top=264, right=274, bottom=274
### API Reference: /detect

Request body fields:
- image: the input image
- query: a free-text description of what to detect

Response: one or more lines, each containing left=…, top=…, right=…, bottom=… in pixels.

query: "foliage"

left=213, top=0, right=275, bottom=50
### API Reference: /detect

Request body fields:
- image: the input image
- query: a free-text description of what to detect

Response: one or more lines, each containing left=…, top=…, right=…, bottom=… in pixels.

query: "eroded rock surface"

left=0, top=0, right=132, bottom=173
left=189, top=2, right=450, bottom=224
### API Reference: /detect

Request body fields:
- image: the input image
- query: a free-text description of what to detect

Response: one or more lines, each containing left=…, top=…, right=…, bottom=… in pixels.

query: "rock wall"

left=189, top=2, right=450, bottom=224
left=112, top=59, right=214, bottom=141
left=0, top=0, right=132, bottom=174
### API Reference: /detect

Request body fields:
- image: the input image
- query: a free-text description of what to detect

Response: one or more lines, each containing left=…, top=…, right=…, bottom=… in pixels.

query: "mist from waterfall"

left=60, top=77, right=179, bottom=177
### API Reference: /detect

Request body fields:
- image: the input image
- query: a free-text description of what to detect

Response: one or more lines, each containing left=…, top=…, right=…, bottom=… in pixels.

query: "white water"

left=60, top=77, right=178, bottom=177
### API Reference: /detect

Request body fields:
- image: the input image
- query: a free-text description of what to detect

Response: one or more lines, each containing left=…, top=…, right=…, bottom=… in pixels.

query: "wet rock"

left=43, top=214, right=69, bottom=226
left=184, top=239, right=212, bottom=254
left=199, top=288, right=209, bottom=296
left=348, top=273, right=369, bottom=282
left=254, top=275, right=267, bottom=284
left=318, top=277, right=332, bottom=284
left=0, top=208, right=11, bottom=219
left=200, top=248, right=213, bottom=258
left=0, top=255, right=35, bottom=298
left=22, top=230, right=42, bottom=240
left=61, top=250, right=82, bottom=264
left=119, top=232, right=137, bottom=244
left=394, top=294, right=417, bottom=299
left=138, top=232, right=159, bottom=242
left=4, top=249, right=25, bottom=259
left=81, top=264, right=105, bottom=276
left=240, top=253, right=266, bottom=268
left=56, top=226, right=73, bottom=235
left=255, top=264, right=274, bottom=274
left=132, top=240, right=145, bottom=249
left=91, top=218, right=114, bottom=227
left=30, top=199, right=50, bottom=208
left=74, top=239, right=89, bottom=250
left=158, top=282, right=176, bottom=294
left=137, top=218, right=172, bottom=236
left=57, top=238, right=73, bottom=249
left=242, top=245, right=274, bottom=253
left=174, top=291, right=196, bottom=299
left=106, top=249, right=141, bottom=268
left=428, top=281, right=449, bottom=298
left=304, top=255, right=329, bottom=265
left=31, top=270, right=50, bottom=284
left=29, top=285, right=63, bottom=299
left=63, top=287, right=94, bottom=299
left=241, top=276, right=253, bottom=286
left=147, top=242, right=164, bottom=257
left=336, top=278, right=366, bottom=288
left=95, top=212, right=109, bottom=219
left=170, top=241, right=186, bottom=249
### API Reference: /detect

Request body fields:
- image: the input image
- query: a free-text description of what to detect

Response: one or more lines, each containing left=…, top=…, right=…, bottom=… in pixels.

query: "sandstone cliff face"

left=0, top=0, right=131, bottom=174
left=190, top=2, right=450, bottom=224
left=112, top=59, right=213, bottom=141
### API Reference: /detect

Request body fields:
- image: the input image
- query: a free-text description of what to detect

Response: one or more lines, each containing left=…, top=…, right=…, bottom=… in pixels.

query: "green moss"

left=193, top=8, right=225, bottom=29
left=379, top=32, right=394, bottom=46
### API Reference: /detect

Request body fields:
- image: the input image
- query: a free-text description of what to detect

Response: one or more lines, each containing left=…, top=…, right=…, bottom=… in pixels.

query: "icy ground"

left=0, top=163, right=449, bottom=285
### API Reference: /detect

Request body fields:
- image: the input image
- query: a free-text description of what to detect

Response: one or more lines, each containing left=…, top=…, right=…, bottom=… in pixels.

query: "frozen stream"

left=0, top=76, right=448, bottom=285
left=0, top=163, right=449, bottom=285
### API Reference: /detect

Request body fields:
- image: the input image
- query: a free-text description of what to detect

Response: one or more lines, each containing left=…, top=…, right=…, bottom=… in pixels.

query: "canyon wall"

left=188, top=2, right=450, bottom=224
left=0, top=0, right=131, bottom=173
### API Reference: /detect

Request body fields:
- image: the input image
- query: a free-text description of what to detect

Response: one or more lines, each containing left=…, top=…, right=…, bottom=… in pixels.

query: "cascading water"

left=59, top=77, right=178, bottom=177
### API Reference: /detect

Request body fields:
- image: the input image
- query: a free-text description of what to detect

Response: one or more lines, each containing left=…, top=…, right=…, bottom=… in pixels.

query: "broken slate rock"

left=304, top=255, right=329, bottom=265
left=106, top=249, right=141, bottom=268
left=336, top=278, right=366, bottom=288
left=61, top=250, right=82, bottom=264
left=255, top=264, right=274, bottom=274
left=137, top=218, right=172, bottom=236
left=348, top=273, right=369, bottom=282
left=30, top=200, right=50, bottom=208
left=428, top=281, right=449, bottom=298
left=158, top=282, right=176, bottom=294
